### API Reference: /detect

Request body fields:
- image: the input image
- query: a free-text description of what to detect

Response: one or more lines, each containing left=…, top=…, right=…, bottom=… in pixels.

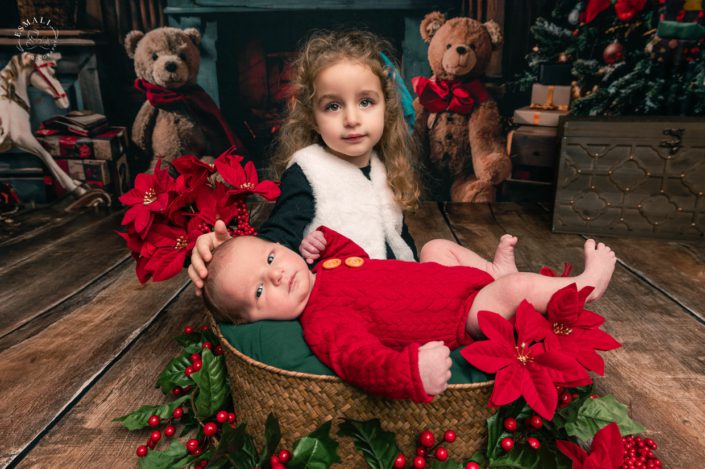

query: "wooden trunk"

left=553, top=117, right=705, bottom=239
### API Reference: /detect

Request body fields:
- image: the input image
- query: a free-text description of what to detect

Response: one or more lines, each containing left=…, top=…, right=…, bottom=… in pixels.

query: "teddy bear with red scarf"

left=125, top=27, right=244, bottom=171
left=413, top=12, right=511, bottom=202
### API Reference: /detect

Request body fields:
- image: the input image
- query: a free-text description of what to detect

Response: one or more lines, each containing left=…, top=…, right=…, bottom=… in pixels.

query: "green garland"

left=114, top=325, right=657, bottom=469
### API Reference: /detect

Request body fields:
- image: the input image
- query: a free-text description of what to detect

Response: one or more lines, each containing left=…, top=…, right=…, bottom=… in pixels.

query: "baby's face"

left=218, top=237, right=315, bottom=322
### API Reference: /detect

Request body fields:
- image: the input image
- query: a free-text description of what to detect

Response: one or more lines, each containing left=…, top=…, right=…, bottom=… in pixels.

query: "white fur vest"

left=289, top=144, right=414, bottom=261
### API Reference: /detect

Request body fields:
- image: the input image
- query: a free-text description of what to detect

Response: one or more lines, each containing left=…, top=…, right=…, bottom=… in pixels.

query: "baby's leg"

left=465, top=239, right=616, bottom=338
left=420, top=235, right=519, bottom=279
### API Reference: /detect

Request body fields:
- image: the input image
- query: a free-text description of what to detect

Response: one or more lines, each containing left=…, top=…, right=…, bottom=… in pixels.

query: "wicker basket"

left=208, top=311, right=495, bottom=466
left=16, top=0, right=79, bottom=29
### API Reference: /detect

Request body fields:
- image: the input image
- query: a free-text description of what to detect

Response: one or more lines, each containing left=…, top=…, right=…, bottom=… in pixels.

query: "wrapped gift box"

left=54, top=154, right=130, bottom=200
left=513, top=106, right=567, bottom=127
left=35, top=126, right=128, bottom=161
left=530, top=84, right=571, bottom=111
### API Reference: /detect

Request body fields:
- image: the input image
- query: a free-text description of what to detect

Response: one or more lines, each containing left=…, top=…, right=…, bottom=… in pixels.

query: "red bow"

left=412, top=77, right=490, bottom=115
left=134, top=79, right=245, bottom=153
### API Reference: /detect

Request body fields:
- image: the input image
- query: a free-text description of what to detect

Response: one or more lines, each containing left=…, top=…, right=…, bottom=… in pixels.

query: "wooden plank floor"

left=0, top=202, right=702, bottom=468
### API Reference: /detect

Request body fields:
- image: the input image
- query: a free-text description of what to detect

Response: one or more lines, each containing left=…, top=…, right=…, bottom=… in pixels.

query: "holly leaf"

left=138, top=440, right=188, bottom=469
left=155, top=353, right=193, bottom=393
left=337, top=418, right=397, bottom=469
left=211, top=423, right=259, bottom=469
left=487, top=400, right=531, bottom=460
left=113, top=395, right=190, bottom=430
left=564, top=394, right=645, bottom=442
left=192, top=348, right=229, bottom=419
left=289, top=420, right=341, bottom=469
left=257, top=413, right=282, bottom=467
left=176, top=332, right=202, bottom=347
left=429, top=461, right=463, bottom=468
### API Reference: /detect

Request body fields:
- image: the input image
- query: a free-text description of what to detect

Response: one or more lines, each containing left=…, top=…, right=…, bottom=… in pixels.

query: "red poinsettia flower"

left=583, top=0, right=612, bottom=23
left=193, top=181, right=240, bottom=227
left=142, top=222, right=197, bottom=282
left=172, top=154, right=216, bottom=186
left=119, top=162, right=172, bottom=237
left=216, top=154, right=280, bottom=201
left=543, top=284, right=621, bottom=376
left=461, top=302, right=590, bottom=420
left=557, top=422, right=624, bottom=469
left=614, top=0, right=647, bottom=21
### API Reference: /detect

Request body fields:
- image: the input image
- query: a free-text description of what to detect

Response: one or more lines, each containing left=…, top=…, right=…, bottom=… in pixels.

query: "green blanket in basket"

left=219, top=320, right=490, bottom=384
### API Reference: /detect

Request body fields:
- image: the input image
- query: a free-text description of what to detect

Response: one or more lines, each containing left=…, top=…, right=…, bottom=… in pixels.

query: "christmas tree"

left=514, top=0, right=705, bottom=116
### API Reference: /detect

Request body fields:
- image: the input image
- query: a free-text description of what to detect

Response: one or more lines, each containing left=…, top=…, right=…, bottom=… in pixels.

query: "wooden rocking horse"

left=0, top=52, right=111, bottom=210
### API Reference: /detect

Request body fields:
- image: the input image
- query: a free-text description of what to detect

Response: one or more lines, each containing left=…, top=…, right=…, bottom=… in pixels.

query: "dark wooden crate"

left=552, top=117, right=705, bottom=239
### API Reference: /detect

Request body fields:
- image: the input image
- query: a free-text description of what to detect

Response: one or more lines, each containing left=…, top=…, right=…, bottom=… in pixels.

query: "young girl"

left=189, top=30, right=423, bottom=292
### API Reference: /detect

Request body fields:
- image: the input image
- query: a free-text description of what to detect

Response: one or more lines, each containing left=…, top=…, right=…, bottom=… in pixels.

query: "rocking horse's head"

left=20, top=53, right=69, bottom=109
left=124, top=27, right=201, bottom=90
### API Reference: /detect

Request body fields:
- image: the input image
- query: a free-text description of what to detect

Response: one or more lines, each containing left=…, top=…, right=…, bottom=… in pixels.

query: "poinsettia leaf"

left=337, top=418, right=397, bottom=469
left=192, top=348, right=229, bottom=419
left=257, top=413, right=282, bottom=467
left=289, top=420, right=341, bottom=468
left=113, top=394, right=190, bottom=430
left=138, top=440, right=188, bottom=469
left=429, top=460, right=463, bottom=468
left=155, top=353, right=193, bottom=393
left=565, top=395, right=645, bottom=442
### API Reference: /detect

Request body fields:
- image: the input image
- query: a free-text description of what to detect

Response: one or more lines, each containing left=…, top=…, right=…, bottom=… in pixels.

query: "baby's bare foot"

left=578, top=239, right=616, bottom=302
left=486, top=234, right=519, bottom=279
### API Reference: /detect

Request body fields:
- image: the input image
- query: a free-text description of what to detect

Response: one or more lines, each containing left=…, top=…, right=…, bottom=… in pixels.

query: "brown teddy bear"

left=413, top=12, right=511, bottom=202
left=125, top=27, right=242, bottom=170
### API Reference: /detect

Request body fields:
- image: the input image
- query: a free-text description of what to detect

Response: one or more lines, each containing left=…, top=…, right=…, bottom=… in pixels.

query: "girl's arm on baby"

left=188, top=220, right=231, bottom=295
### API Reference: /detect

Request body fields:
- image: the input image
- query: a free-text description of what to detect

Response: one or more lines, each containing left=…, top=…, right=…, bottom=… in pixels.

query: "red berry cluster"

left=499, top=413, right=545, bottom=453
left=268, top=449, right=292, bottom=469
left=393, top=429, right=457, bottom=468
left=134, top=406, right=237, bottom=466
left=619, top=436, right=661, bottom=469
left=231, top=199, right=256, bottom=236
left=556, top=385, right=580, bottom=409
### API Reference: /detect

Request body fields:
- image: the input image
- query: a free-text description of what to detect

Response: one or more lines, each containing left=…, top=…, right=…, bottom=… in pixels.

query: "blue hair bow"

left=380, top=51, right=416, bottom=132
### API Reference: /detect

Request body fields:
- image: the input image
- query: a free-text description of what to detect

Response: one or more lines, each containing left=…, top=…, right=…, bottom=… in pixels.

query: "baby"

left=203, top=227, right=616, bottom=403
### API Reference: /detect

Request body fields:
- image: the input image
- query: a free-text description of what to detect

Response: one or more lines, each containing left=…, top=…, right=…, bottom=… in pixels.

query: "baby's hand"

left=417, top=341, right=452, bottom=396
left=300, top=230, right=327, bottom=264
left=187, top=220, right=232, bottom=296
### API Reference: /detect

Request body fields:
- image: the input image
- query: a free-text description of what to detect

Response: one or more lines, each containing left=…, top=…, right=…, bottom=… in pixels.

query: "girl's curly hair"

left=270, top=30, right=421, bottom=209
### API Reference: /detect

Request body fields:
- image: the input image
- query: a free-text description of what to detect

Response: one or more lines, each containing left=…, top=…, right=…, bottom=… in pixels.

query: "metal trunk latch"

left=659, top=128, right=685, bottom=156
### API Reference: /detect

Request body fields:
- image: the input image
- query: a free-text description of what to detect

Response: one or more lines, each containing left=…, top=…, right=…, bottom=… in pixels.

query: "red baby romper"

left=300, top=227, right=493, bottom=403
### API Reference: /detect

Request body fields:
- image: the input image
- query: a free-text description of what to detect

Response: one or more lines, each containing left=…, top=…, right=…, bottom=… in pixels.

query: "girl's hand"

left=188, top=220, right=232, bottom=296
left=417, top=341, right=452, bottom=396
left=300, top=230, right=327, bottom=264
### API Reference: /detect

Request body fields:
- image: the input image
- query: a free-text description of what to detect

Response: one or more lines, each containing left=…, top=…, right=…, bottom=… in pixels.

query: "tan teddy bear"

left=413, top=12, right=511, bottom=202
left=125, top=27, right=240, bottom=170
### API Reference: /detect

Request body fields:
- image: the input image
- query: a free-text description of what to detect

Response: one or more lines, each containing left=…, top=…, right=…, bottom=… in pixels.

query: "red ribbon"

left=412, top=77, right=490, bottom=115
left=134, top=79, right=245, bottom=152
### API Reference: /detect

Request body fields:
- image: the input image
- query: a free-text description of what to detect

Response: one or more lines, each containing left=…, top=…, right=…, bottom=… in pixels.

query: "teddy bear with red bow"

left=413, top=12, right=511, bottom=202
